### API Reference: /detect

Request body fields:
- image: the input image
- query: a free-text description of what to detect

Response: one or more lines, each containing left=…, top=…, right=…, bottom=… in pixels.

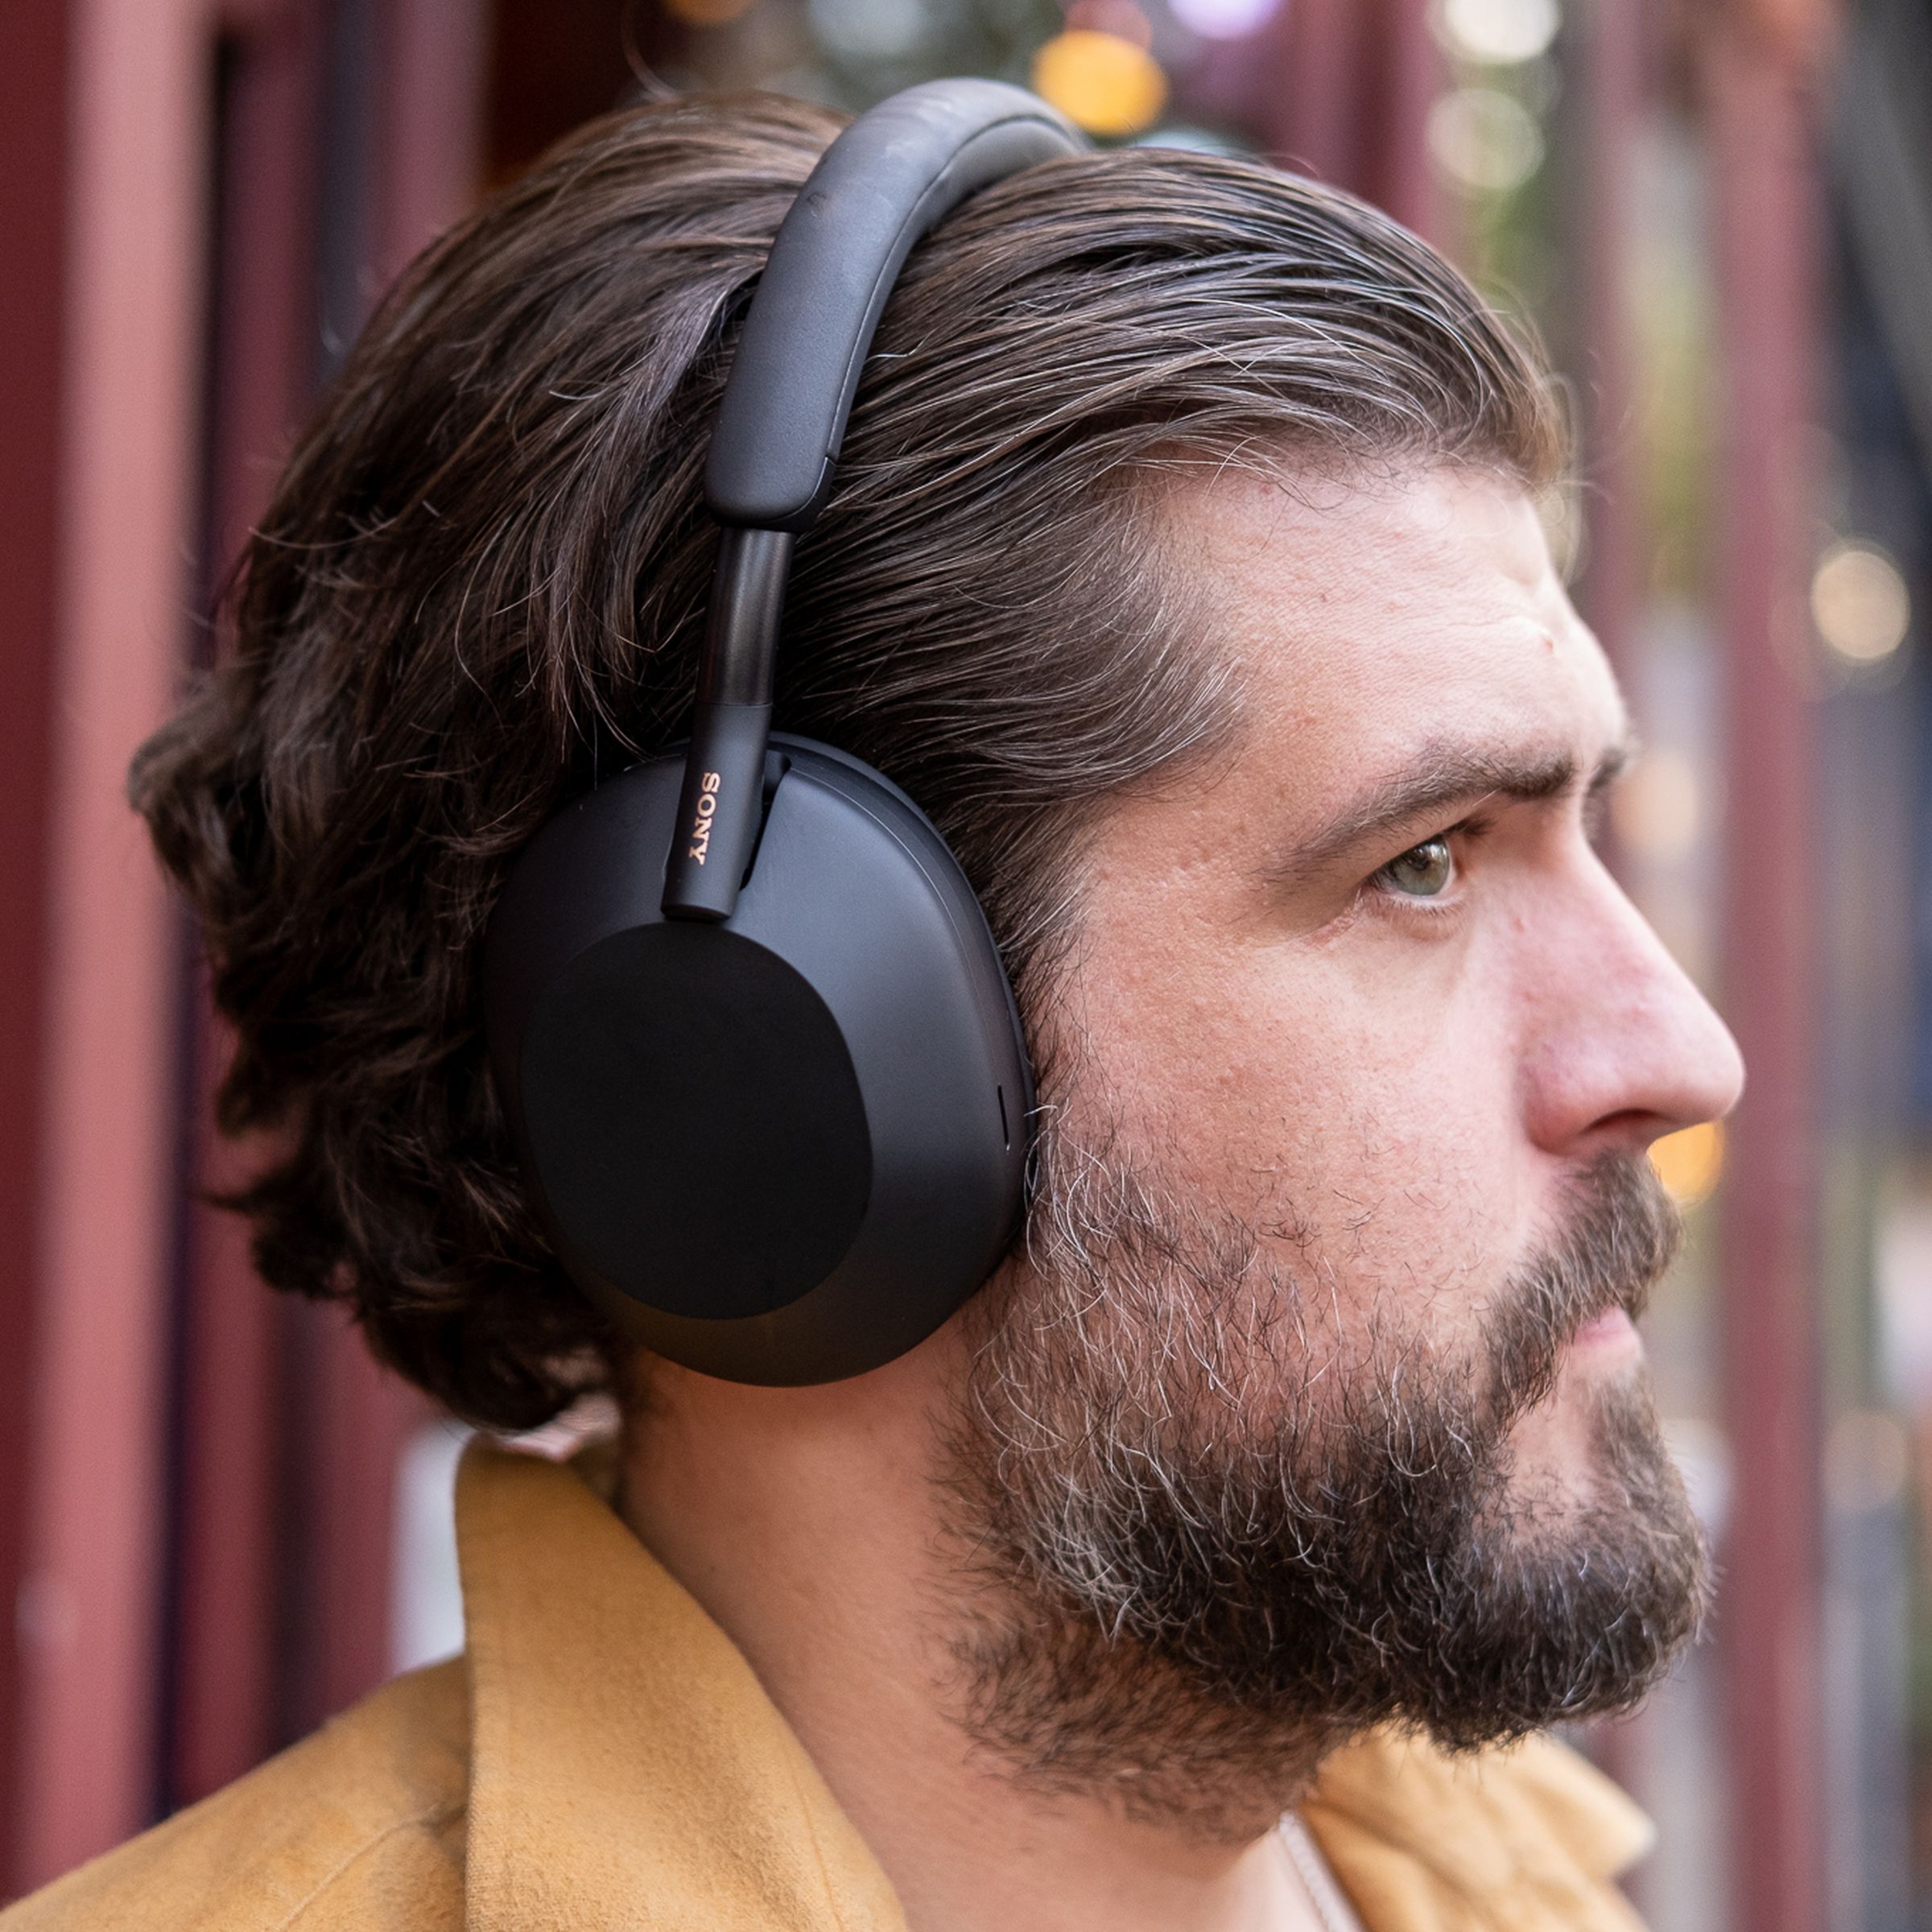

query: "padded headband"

left=706, top=79, right=1084, bottom=530
left=662, top=80, right=1085, bottom=921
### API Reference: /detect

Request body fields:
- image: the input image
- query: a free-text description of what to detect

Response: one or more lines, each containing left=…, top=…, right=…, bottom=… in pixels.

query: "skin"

left=617, top=464, right=1745, bottom=1932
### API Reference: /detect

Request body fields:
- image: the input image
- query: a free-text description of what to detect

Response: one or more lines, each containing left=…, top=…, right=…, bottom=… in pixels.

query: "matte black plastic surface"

left=520, top=923, right=872, bottom=1318
left=485, top=737, right=1035, bottom=1385
left=704, top=80, right=1084, bottom=531
left=698, top=528, right=792, bottom=704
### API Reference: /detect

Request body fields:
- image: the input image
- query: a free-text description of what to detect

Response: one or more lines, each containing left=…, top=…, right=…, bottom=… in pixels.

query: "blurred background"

left=0, top=0, right=1923, bottom=1926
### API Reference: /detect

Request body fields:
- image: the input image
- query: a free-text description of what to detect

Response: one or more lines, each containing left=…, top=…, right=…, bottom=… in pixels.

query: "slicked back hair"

left=132, top=92, right=1565, bottom=1428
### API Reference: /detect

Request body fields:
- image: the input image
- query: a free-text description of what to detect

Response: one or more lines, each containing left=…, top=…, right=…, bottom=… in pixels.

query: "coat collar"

left=1301, top=1726, right=1653, bottom=1930
left=456, top=1439, right=909, bottom=1932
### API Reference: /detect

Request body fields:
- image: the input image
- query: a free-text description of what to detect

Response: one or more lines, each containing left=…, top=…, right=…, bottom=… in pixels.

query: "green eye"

left=1380, top=837, right=1454, bottom=898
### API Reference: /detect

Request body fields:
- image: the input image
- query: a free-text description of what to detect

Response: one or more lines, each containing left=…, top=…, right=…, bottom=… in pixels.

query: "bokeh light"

left=1650, top=1121, right=1725, bottom=1209
left=661, top=0, right=762, bottom=24
left=807, top=0, right=931, bottom=60
left=1425, top=86, right=1545, bottom=193
left=1170, top=0, right=1283, bottom=39
left=1811, top=539, right=1912, bottom=666
left=1437, top=0, right=1561, bottom=65
left=1032, top=29, right=1169, bottom=138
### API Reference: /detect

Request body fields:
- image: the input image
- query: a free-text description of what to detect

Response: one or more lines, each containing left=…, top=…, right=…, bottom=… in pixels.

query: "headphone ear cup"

left=517, top=920, right=874, bottom=1322
left=485, top=736, right=1034, bottom=1385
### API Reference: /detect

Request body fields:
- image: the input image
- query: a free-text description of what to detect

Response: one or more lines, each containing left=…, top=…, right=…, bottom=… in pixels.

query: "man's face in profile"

left=941, top=463, right=1746, bottom=1817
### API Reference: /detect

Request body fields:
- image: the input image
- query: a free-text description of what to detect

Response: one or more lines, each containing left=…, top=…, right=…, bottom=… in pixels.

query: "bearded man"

left=5, top=79, right=1742, bottom=1932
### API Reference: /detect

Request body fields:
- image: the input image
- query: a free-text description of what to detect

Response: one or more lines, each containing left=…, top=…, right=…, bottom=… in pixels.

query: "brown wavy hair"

left=130, top=92, right=1563, bottom=1430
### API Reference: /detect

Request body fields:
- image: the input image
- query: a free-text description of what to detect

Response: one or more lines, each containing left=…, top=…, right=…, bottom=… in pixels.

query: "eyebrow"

left=1275, top=733, right=1636, bottom=887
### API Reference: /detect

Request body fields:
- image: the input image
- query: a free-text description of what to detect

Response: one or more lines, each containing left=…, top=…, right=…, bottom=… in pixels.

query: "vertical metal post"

left=374, top=0, right=486, bottom=286
left=1566, top=7, right=1657, bottom=1843
left=0, top=0, right=71, bottom=1893
left=1707, top=7, right=1828, bottom=1930
left=1253, top=0, right=1443, bottom=251
left=1572, top=0, right=1646, bottom=692
left=1257, top=0, right=1367, bottom=188
left=1361, top=0, right=1446, bottom=250
left=180, top=0, right=479, bottom=1770
left=13, top=0, right=212, bottom=1887
left=167, top=0, right=327, bottom=1811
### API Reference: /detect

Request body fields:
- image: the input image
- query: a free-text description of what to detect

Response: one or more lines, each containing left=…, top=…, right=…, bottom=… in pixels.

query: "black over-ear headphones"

left=484, top=81, right=1088, bottom=1385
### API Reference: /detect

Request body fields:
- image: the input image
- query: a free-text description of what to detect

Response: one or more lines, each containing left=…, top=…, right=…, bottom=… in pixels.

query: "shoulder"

left=1303, top=1728, right=1654, bottom=1931
left=1, top=1658, right=470, bottom=1932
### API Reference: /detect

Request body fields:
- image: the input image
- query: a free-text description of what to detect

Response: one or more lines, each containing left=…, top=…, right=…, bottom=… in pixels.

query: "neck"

left=613, top=1356, right=1330, bottom=1932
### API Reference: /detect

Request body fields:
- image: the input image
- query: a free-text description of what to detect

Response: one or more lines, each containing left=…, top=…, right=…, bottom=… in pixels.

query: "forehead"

left=1157, top=464, right=1623, bottom=790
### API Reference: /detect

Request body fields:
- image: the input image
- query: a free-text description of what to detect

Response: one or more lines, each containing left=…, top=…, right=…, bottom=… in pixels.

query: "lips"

left=1571, top=1307, right=1640, bottom=1352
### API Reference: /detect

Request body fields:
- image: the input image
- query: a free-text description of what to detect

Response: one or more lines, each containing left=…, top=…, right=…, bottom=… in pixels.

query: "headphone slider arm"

left=660, top=700, right=774, bottom=922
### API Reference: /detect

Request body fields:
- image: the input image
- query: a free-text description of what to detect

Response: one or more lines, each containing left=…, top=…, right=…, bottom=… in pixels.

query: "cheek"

left=1068, top=919, right=1529, bottom=1333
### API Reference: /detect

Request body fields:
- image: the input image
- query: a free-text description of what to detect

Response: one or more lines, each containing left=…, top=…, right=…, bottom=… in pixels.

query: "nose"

left=1519, top=855, right=1746, bottom=1160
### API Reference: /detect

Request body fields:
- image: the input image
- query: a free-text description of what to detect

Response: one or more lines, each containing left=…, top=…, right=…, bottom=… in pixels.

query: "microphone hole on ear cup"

left=997, top=1083, right=1009, bottom=1151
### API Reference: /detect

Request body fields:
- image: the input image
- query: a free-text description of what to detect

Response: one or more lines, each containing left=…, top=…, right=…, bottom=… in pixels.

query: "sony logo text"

left=687, top=770, right=721, bottom=863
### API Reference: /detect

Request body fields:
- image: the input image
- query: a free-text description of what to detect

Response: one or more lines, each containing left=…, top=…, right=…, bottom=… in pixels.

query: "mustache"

left=1485, top=1151, right=1682, bottom=1425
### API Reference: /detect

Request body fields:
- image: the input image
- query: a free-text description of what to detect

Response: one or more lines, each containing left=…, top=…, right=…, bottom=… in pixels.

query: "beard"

left=938, top=1120, right=1711, bottom=1829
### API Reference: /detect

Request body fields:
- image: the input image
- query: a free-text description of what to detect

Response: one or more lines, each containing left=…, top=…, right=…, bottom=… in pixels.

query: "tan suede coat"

left=2, top=1441, right=1656, bottom=1931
